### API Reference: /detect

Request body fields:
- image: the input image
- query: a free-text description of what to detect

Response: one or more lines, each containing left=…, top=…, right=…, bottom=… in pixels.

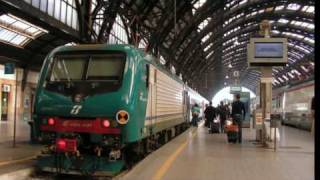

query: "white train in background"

left=186, top=87, right=209, bottom=122
left=272, top=80, right=314, bottom=131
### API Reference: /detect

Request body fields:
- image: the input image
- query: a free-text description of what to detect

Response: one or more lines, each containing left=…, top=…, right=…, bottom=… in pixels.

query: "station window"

left=24, top=0, right=79, bottom=30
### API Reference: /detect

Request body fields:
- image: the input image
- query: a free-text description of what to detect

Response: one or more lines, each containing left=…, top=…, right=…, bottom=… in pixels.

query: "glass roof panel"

left=12, top=21, right=30, bottom=30
left=194, top=0, right=206, bottom=9
left=275, top=5, right=284, bottom=11
left=0, top=13, right=48, bottom=47
left=278, top=18, right=289, bottom=24
left=287, top=3, right=301, bottom=11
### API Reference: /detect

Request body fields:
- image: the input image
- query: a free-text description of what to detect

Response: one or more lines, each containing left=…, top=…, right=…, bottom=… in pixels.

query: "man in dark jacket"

left=231, top=94, right=246, bottom=143
left=218, top=101, right=227, bottom=133
left=204, top=101, right=216, bottom=133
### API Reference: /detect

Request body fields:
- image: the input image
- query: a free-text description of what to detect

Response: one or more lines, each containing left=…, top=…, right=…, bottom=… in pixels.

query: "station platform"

left=120, top=123, right=314, bottom=180
left=0, top=120, right=41, bottom=179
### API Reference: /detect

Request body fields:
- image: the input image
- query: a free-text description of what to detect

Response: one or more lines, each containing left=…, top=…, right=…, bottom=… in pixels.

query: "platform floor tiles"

left=120, top=124, right=314, bottom=180
left=0, top=119, right=30, bottom=143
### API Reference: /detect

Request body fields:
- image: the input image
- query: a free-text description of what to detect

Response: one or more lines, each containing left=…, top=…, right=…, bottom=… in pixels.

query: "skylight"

left=278, top=18, right=289, bottom=24
left=275, top=5, right=284, bottom=11
left=271, top=30, right=280, bottom=34
left=239, top=0, right=247, bottom=5
left=287, top=72, right=295, bottom=78
left=302, top=6, right=314, bottom=13
left=0, top=13, right=48, bottom=47
left=278, top=77, right=284, bottom=83
left=300, top=65, right=309, bottom=73
left=204, top=43, right=213, bottom=51
left=305, top=37, right=314, bottom=44
left=201, top=32, right=212, bottom=43
left=193, top=0, right=207, bottom=9
left=198, top=17, right=211, bottom=32
left=287, top=3, right=301, bottom=11
left=206, top=51, right=214, bottom=59
left=282, top=75, right=289, bottom=81
left=291, top=20, right=314, bottom=29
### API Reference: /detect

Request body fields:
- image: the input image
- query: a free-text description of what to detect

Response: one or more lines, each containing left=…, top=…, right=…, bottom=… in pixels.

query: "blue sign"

left=4, top=63, right=15, bottom=74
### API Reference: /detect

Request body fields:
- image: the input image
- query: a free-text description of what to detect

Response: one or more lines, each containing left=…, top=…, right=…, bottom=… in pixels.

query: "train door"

left=185, top=92, right=191, bottom=123
left=1, top=84, right=10, bottom=121
left=145, top=64, right=157, bottom=135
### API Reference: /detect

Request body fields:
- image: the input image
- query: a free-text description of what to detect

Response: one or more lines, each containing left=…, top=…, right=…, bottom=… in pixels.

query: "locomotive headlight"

left=116, top=110, right=129, bottom=125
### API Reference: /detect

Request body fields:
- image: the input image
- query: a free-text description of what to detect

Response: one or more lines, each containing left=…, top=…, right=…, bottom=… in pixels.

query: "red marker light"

left=48, top=118, right=55, bottom=126
left=102, top=119, right=110, bottom=128
left=56, top=139, right=66, bottom=151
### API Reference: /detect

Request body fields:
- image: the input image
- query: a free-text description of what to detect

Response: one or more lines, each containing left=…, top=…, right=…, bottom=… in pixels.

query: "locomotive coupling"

left=109, top=149, right=121, bottom=161
left=94, top=146, right=103, bottom=157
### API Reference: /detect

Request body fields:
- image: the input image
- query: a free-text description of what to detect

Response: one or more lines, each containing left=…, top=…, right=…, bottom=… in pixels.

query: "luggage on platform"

left=225, top=124, right=238, bottom=143
left=209, top=121, right=220, bottom=133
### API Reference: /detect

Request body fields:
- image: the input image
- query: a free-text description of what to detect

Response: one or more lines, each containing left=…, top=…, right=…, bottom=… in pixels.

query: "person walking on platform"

left=204, top=101, right=216, bottom=133
left=231, top=94, right=246, bottom=143
left=191, top=103, right=200, bottom=127
left=225, top=103, right=231, bottom=119
left=204, top=104, right=210, bottom=127
left=218, top=101, right=227, bottom=133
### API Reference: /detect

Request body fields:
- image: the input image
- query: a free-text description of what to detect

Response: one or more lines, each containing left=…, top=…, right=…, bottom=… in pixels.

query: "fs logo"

left=70, top=105, right=82, bottom=115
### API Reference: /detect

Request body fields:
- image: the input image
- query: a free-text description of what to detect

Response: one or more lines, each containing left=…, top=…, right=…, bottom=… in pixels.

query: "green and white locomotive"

left=32, top=44, right=207, bottom=175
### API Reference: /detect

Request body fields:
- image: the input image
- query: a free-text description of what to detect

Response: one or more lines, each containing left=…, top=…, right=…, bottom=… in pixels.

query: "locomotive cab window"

left=45, top=51, right=126, bottom=95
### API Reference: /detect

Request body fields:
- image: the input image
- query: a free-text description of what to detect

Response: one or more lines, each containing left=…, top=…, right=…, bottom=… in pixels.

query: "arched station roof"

left=0, top=0, right=314, bottom=99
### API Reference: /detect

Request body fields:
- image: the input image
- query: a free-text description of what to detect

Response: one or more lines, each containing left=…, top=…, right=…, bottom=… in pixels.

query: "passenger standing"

left=218, top=101, right=227, bottom=133
left=191, top=103, right=200, bottom=127
left=204, top=104, right=210, bottom=127
left=225, top=104, right=231, bottom=119
left=311, top=96, right=315, bottom=136
left=231, top=94, right=246, bottom=143
left=204, top=102, right=216, bottom=132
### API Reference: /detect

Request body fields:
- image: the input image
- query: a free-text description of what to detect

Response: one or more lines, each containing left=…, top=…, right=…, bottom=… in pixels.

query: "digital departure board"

left=247, top=38, right=287, bottom=66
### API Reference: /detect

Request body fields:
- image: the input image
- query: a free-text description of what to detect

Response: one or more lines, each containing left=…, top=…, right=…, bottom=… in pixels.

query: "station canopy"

left=0, top=0, right=314, bottom=99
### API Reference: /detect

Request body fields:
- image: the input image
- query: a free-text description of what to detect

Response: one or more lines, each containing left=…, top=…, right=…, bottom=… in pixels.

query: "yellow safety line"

left=0, top=156, right=36, bottom=167
left=152, top=129, right=197, bottom=180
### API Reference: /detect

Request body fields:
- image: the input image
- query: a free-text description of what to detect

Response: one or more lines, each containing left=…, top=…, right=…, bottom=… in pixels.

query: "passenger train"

left=32, top=44, right=207, bottom=175
left=272, top=81, right=314, bottom=131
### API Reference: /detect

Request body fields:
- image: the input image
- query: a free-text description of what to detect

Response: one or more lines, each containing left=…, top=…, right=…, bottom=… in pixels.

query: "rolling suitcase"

left=225, top=124, right=238, bottom=143
left=209, top=121, right=220, bottom=133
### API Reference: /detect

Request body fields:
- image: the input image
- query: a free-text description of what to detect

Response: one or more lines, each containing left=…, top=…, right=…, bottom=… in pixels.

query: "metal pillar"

left=260, top=67, right=272, bottom=146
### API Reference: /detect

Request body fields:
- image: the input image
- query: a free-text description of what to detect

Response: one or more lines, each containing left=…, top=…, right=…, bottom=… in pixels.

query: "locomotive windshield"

left=49, top=54, right=125, bottom=82
left=44, top=51, right=126, bottom=97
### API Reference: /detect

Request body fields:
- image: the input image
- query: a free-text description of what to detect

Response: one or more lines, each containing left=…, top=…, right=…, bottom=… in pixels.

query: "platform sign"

left=4, top=63, right=15, bottom=74
left=255, top=111, right=263, bottom=129
left=230, top=85, right=241, bottom=94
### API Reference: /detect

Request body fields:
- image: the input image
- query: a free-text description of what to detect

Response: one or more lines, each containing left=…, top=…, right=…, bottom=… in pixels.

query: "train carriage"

left=32, top=44, right=207, bottom=176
